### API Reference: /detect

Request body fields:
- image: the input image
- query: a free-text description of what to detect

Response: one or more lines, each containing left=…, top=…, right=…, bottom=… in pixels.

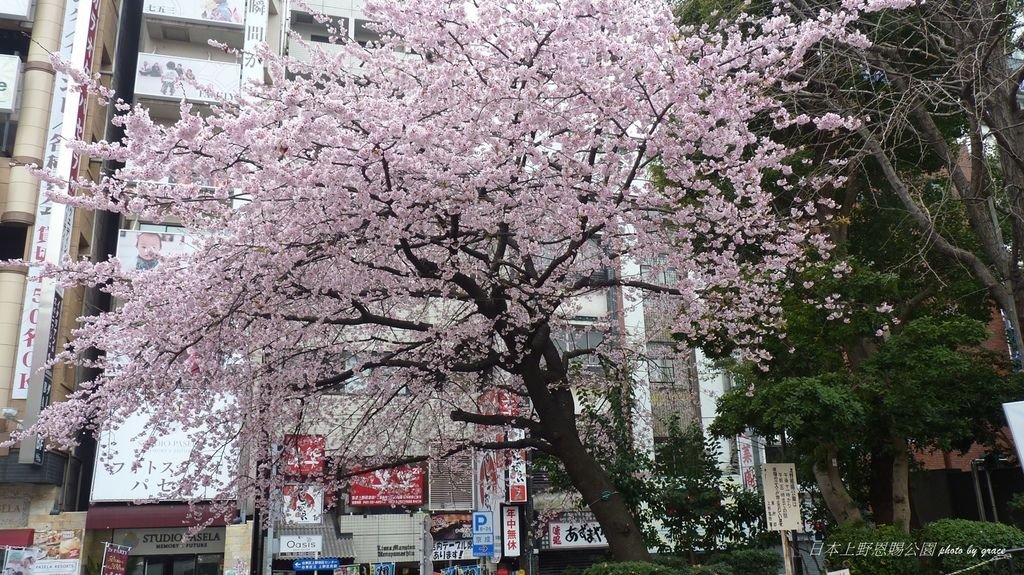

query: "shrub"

left=706, top=548, right=782, bottom=575
left=680, top=564, right=734, bottom=575
left=581, top=561, right=678, bottom=575
left=823, top=524, right=920, bottom=575
left=918, top=519, right=1024, bottom=575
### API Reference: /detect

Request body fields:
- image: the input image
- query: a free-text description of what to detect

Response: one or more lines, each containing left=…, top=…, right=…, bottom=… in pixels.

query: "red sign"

left=100, top=544, right=130, bottom=575
left=349, top=465, right=425, bottom=506
left=282, top=435, right=326, bottom=477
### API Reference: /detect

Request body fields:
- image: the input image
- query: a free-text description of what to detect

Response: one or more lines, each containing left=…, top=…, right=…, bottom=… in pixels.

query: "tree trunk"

left=812, top=447, right=863, bottom=526
left=868, top=448, right=894, bottom=525
left=891, top=436, right=912, bottom=532
left=523, top=364, right=652, bottom=562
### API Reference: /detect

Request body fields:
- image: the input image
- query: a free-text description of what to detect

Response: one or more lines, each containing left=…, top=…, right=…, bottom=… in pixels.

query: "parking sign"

left=471, top=511, right=494, bottom=556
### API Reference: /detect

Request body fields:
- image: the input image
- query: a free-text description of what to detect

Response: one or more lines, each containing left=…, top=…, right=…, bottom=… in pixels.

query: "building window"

left=649, top=357, right=676, bottom=383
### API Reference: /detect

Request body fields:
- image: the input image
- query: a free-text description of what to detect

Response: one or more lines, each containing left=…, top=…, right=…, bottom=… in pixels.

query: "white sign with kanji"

left=762, top=463, right=801, bottom=531
left=501, top=506, right=520, bottom=557
left=736, top=433, right=757, bottom=491
left=547, top=521, right=607, bottom=549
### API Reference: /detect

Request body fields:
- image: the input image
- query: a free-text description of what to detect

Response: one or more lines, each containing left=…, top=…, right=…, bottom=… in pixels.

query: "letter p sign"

left=472, top=511, right=493, bottom=534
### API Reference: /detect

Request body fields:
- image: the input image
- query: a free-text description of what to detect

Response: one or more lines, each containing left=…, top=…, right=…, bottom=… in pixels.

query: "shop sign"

left=113, top=527, right=226, bottom=555
left=762, top=463, right=801, bottom=531
left=294, top=558, right=340, bottom=572
left=501, top=506, right=520, bottom=557
left=280, top=535, right=323, bottom=554
left=371, top=563, right=394, bottom=575
left=547, top=521, right=607, bottom=549
left=506, top=430, right=527, bottom=503
left=0, top=496, right=30, bottom=527
left=338, top=513, right=427, bottom=564
left=349, top=465, right=424, bottom=507
left=432, top=540, right=472, bottom=561
left=0, top=55, right=19, bottom=113
left=282, top=435, right=325, bottom=478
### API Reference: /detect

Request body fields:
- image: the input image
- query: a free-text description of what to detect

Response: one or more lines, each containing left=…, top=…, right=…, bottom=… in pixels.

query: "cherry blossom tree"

left=31, top=0, right=908, bottom=561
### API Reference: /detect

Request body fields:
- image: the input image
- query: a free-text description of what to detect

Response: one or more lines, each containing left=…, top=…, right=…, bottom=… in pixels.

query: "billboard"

left=91, top=407, right=238, bottom=502
left=144, top=0, right=244, bottom=25
left=282, top=435, right=326, bottom=478
left=32, top=529, right=83, bottom=575
left=283, top=485, right=324, bottom=524
left=135, top=53, right=241, bottom=102
left=349, top=465, right=425, bottom=506
left=115, top=230, right=193, bottom=272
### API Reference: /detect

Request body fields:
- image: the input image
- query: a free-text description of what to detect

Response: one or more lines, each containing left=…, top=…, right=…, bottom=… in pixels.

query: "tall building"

left=0, top=0, right=121, bottom=559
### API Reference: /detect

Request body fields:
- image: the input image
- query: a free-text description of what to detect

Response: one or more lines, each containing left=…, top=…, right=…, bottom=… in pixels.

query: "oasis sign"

left=279, top=535, right=323, bottom=554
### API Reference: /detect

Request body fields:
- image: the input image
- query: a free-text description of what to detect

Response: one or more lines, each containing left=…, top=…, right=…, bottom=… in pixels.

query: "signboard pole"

left=780, top=531, right=794, bottom=575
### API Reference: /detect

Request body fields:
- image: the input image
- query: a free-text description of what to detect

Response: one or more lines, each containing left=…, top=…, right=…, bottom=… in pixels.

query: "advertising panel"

left=2, top=548, right=41, bottom=575
left=32, top=530, right=82, bottom=575
left=100, top=544, right=131, bottom=575
left=115, top=230, right=193, bottom=272
left=0, top=55, right=19, bottom=113
left=349, top=465, right=425, bottom=507
left=91, top=407, right=238, bottom=502
left=282, top=435, right=326, bottom=478
left=283, top=485, right=324, bottom=524
left=430, top=514, right=472, bottom=541
left=135, top=53, right=241, bottom=102
left=144, top=0, right=244, bottom=25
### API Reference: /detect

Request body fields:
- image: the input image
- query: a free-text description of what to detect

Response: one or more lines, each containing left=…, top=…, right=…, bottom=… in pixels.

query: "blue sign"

left=472, top=511, right=493, bottom=534
left=294, top=559, right=341, bottom=572
left=472, top=533, right=494, bottom=557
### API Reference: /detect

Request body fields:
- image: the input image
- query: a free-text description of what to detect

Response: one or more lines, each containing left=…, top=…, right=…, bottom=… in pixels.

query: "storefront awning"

left=86, top=505, right=238, bottom=529
left=278, top=524, right=355, bottom=559
left=0, top=529, right=35, bottom=547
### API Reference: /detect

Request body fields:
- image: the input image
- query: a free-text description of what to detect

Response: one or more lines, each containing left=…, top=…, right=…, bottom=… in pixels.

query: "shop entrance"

left=130, top=554, right=223, bottom=575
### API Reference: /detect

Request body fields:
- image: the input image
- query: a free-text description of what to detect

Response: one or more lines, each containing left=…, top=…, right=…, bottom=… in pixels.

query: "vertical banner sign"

left=761, top=463, right=801, bottom=531
left=242, top=0, right=269, bottom=86
left=501, top=506, right=520, bottom=557
left=506, top=429, right=527, bottom=503
left=736, top=433, right=758, bottom=491
left=17, top=0, right=101, bottom=465
left=100, top=543, right=131, bottom=575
